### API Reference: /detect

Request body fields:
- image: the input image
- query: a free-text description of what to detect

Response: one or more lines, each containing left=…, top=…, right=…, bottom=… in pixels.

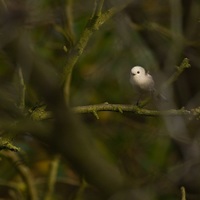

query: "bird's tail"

left=152, top=89, right=167, bottom=102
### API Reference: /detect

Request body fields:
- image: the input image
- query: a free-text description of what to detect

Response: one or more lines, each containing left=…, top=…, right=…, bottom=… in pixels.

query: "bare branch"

left=29, top=103, right=200, bottom=119
left=0, top=152, right=38, bottom=200
left=44, top=155, right=60, bottom=200
left=91, top=0, right=98, bottom=18
left=73, top=103, right=194, bottom=117
left=96, top=0, right=105, bottom=16
left=1, top=0, right=8, bottom=10
left=163, top=58, right=191, bottom=89
left=18, top=67, right=26, bottom=110
left=65, top=0, right=75, bottom=41
left=180, top=186, right=187, bottom=200
left=63, top=0, right=132, bottom=104
left=0, top=139, right=20, bottom=152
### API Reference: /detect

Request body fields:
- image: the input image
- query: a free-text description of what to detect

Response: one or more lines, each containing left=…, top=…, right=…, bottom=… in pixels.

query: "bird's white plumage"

left=130, top=66, right=155, bottom=92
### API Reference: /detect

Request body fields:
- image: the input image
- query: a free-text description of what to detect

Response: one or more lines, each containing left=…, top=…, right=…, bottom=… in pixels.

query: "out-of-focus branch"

left=63, top=0, right=132, bottom=104
left=96, top=0, right=105, bottom=16
left=170, top=0, right=182, bottom=36
left=0, top=152, right=38, bottom=200
left=180, top=186, right=187, bottom=200
left=23, top=50, right=127, bottom=197
left=0, top=139, right=20, bottom=152
left=164, top=0, right=184, bottom=69
left=0, top=181, right=23, bottom=199
left=44, top=154, right=60, bottom=200
left=65, top=0, right=75, bottom=43
left=1, top=0, right=8, bottom=9
left=18, top=67, right=26, bottom=111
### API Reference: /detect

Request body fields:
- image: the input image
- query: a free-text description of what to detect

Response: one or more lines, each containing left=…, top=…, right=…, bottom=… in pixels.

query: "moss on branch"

left=0, top=139, right=20, bottom=152
left=73, top=103, right=193, bottom=117
left=30, top=103, right=200, bottom=120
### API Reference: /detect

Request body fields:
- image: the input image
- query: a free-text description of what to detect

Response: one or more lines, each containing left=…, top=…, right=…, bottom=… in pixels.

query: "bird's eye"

left=137, top=71, right=140, bottom=74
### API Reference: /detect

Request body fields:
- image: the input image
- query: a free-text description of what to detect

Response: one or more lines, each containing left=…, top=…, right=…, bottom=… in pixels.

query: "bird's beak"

left=131, top=72, right=135, bottom=76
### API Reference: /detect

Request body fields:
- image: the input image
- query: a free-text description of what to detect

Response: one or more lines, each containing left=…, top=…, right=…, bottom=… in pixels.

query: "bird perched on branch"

left=130, top=66, right=166, bottom=105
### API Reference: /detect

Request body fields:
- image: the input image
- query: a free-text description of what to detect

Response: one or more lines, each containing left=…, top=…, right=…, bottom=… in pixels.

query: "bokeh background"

left=0, top=0, right=200, bottom=199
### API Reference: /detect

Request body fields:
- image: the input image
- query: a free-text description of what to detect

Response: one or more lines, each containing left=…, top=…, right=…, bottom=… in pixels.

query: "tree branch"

left=18, top=67, right=26, bottom=111
left=180, top=186, right=187, bottom=200
left=0, top=152, right=38, bottom=200
left=63, top=0, right=132, bottom=104
left=163, top=58, right=191, bottom=89
left=137, top=58, right=191, bottom=108
left=0, top=139, right=20, bottom=152
left=73, top=103, right=195, bottom=117
left=0, top=181, right=23, bottom=199
left=44, top=154, right=60, bottom=200
left=29, top=103, right=200, bottom=120
left=65, top=0, right=75, bottom=43
left=1, top=0, right=8, bottom=10
left=96, top=0, right=105, bottom=16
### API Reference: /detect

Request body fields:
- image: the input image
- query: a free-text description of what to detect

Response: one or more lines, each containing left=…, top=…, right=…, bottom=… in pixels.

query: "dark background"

left=0, top=0, right=200, bottom=199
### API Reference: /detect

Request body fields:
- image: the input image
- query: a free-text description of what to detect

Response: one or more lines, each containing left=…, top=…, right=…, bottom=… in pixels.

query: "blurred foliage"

left=0, top=0, right=200, bottom=200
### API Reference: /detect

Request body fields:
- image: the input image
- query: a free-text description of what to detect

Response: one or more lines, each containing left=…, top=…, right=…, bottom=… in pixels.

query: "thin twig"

left=44, top=154, right=60, bottom=200
left=0, top=181, right=24, bottom=199
left=73, top=180, right=88, bottom=200
left=0, top=152, right=38, bottom=200
left=180, top=186, right=187, bottom=200
left=18, top=67, right=26, bottom=110
left=91, top=0, right=98, bottom=18
left=170, top=0, right=182, bottom=36
left=97, top=0, right=132, bottom=26
left=73, top=103, right=193, bottom=117
left=1, top=0, right=8, bottom=9
left=65, top=0, right=75, bottom=41
left=162, top=58, right=191, bottom=89
left=96, top=0, right=105, bottom=16
left=164, top=0, right=184, bottom=69
left=63, top=0, right=132, bottom=105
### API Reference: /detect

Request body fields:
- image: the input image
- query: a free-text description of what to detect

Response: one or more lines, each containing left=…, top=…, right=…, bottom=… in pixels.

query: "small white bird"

left=130, top=66, right=165, bottom=104
left=130, top=66, right=155, bottom=93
